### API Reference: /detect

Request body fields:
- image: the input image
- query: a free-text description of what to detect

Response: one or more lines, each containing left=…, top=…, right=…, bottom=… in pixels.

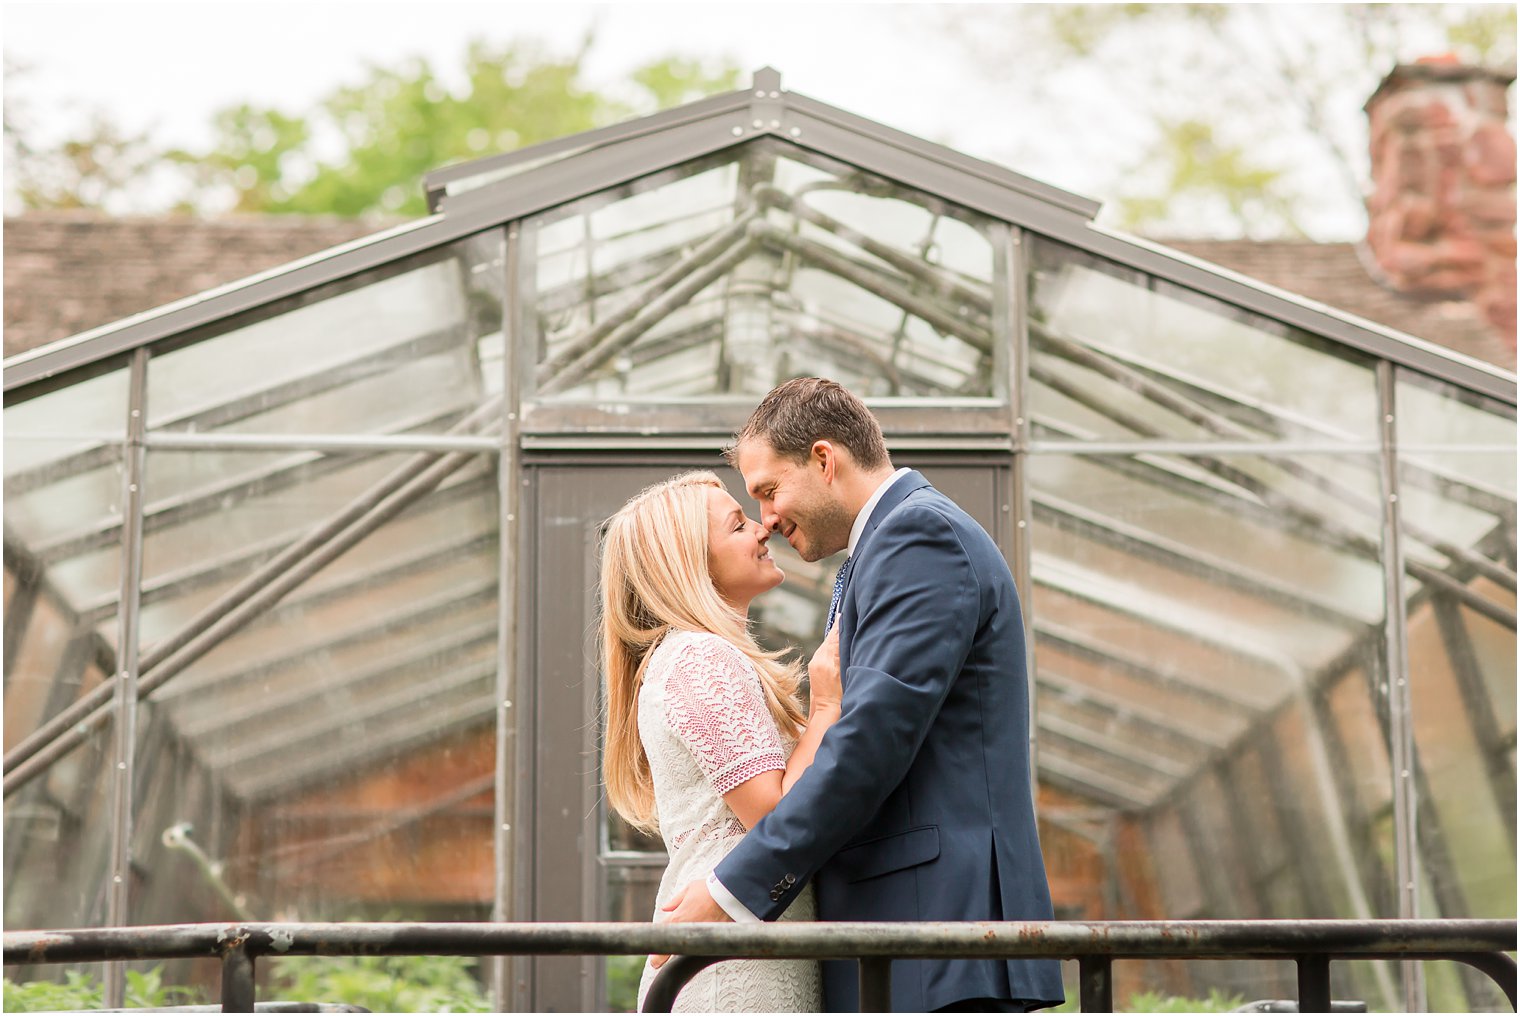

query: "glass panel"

left=1462, top=580, right=1518, bottom=741
left=525, top=140, right=1000, bottom=402
left=602, top=864, right=664, bottom=1012
left=1396, top=371, right=1516, bottom=497
left=3, top=366, right=128, bottom=937
left=122, top=448, right=500, bottom=957
left=1407, top=592, right=1515, bottom=918
left=5, top=365, right=129, bottom=616
left=5, top=716, right=114, bottom=934
left=3, top=364, right=128, bottom=473
left=3, top=595, right=74, bottom=750
left=1028, top=238, right=1380, bottom=444
left=1324, top=667, right=1397, bottom=911
left=1393, top=371, right=1516, bottom=1009
left=1029, top=449, right=1402, bottom=1009
left=146, top=232, right=505, bottom=436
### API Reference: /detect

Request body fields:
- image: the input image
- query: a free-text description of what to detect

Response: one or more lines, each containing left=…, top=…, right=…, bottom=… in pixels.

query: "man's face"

left=735, top=439, right=854, bottom=562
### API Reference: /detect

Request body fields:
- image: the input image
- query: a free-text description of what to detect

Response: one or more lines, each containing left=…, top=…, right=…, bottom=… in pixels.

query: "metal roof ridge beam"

left=782, top=90, right=1101, bottom=219
left=778, top=105, right=1097, bottom=239
left=748, top=68, right=784, bottom=133
left=435, top=111, right=755, bottom=223
left=423, top=87, right=755, bottom=198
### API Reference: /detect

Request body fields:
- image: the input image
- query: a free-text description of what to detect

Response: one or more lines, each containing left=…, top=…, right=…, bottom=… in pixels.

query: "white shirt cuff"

left=706, top=870, right=761, bottom=923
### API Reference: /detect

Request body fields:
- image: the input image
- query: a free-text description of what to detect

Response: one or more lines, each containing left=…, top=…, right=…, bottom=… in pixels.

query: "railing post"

left=641, top=955, right=723, bottom=1013
left=858, top=957, right=892, bottom=1012
left=221, top=944, right=255, bottom=1013
left=1457, top=952, right=1518, bottom=1011
left=1297, top=954, right=1332, bottom=1013
left=1079, top=956, right=1113, bottom=1012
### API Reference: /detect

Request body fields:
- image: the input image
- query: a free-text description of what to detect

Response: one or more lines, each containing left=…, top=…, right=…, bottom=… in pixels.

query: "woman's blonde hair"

left=600, top=470, right=806, bottom=834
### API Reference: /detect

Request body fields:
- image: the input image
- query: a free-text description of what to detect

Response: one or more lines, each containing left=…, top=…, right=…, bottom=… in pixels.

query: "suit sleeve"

left=712, top=505, right=980, bottom=919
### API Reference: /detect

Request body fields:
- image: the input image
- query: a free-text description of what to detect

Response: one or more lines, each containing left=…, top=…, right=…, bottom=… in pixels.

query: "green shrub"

left=268, top=953, right=491, bottom=1013
left=4, top=967, right=202, bottom=1011
left=1123, top=987, right=1247, bottom=1012
left=606, top=954, right=646, bottom=1012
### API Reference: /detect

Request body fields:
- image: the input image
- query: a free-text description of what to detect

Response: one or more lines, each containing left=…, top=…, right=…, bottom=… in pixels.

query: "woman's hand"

left=807, top=626, right=842, bottom=713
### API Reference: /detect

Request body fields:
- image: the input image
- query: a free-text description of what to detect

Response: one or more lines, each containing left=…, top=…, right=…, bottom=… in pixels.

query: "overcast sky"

left=1, top=2, right=1169, bottom=219
left=4, top=4, right=1024, bottom=162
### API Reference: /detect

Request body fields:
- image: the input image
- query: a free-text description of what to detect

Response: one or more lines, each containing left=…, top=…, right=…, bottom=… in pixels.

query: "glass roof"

left=526, top=142, right=1001, bottom=402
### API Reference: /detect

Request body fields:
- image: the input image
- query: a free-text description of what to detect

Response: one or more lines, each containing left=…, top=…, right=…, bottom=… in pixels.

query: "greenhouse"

left=3, top=68, right=1515, bottom=1012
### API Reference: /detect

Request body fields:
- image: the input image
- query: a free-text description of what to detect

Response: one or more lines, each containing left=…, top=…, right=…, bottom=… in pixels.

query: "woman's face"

left=706, top=487, right=784, bottom=610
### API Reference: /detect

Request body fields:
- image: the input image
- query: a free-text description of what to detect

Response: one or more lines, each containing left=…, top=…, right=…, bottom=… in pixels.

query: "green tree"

left=4, top=57, right=169, bottom=215
left=175, top=38, right=740, bottom=218
left=8, top=39, right=739, bottom=218
left=929, top=3, right=1516, bottom=239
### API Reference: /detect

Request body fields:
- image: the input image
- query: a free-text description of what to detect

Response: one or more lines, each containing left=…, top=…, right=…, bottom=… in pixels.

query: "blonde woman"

left=602, top=471, right=838, bottom=1013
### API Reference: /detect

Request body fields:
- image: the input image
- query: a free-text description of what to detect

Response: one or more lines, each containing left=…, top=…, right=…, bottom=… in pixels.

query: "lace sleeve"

left=663, top=635, right=788, bottom=796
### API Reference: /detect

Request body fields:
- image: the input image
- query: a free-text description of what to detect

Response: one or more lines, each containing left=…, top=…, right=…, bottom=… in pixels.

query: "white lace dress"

left=634, top=630, right=822, bottom=1013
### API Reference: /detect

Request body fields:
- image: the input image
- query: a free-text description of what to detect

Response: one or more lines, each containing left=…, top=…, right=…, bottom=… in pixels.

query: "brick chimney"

left=1364, top=57, right=1517, bottom=346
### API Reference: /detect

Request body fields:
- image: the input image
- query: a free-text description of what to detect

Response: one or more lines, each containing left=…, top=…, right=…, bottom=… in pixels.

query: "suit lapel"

left=853, top=469, right=930, bottom=565
left=837, top=469, right=929, bottom=677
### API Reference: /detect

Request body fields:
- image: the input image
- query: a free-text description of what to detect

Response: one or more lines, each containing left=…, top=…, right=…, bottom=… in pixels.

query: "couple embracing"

left=601, top=378, right=1064, bottom=1013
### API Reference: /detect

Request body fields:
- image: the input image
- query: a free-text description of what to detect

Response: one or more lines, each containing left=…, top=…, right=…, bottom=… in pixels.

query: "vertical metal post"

left=858, top=957, right=892, bottom=1012
left=1377, top=361, right=1425, bottom=1012
left=104, top=347, right=148, bottom=1008
left=1297, top=955, right=1332, bottom=1013
left=220, top=945, right=256, bottom=1013
left=1003, top=224, right=1040, bottom=782
left=1078, top=955, right=1113, bottom=1012
left=492, top=223, right=522, bottom=1013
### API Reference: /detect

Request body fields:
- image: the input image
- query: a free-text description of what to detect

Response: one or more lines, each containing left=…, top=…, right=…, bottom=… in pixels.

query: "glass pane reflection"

left=118, top=447, right=501, bottom=950
left=1396, top=407, right=1514, bottom=1015
left=146, top=232, right=505, bottom=437
left=1029, top=238, right=1380, bottom=444
left=526, top=141, right=1000, bottom=401
left=1030, top=449, right=1401, bottom=1008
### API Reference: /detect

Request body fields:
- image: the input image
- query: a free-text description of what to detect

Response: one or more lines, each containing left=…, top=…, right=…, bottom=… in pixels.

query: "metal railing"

left=4, top=919, right=1515, bottom=1013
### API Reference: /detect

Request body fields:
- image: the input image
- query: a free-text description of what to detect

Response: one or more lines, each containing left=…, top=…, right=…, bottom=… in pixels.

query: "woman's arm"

left=722, top=628, right=841, bottom=829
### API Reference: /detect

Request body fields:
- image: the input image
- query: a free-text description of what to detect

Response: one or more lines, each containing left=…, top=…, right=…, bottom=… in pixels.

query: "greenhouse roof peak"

left=3, top=66, right=1515, bottom=406
left=420, top=64, right=1102, bottom=224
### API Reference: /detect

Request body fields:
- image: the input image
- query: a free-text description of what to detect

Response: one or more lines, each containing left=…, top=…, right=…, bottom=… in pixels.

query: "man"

left=656, top=377, right=1064, bottom=1012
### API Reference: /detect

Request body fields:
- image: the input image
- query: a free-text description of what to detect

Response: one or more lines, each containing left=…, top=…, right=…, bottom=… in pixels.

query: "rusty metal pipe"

left=6, top=919, right=1514, bottom=1013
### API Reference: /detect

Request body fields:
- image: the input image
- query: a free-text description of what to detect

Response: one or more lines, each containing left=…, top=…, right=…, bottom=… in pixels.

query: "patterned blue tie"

left=824, top=556, right=852, bottom=636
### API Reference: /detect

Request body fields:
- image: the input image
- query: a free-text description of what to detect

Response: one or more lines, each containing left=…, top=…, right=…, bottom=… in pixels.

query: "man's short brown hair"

left=725, top=377, right=889, bottom=469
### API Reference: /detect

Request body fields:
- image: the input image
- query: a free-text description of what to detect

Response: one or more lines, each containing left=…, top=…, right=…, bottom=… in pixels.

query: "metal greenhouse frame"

left=4, top=67, right=1514, bottom=1012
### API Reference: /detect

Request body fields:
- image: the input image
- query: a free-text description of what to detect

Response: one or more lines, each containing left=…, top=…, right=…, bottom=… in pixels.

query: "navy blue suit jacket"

left=714, top=471, right=1065, bottom=1012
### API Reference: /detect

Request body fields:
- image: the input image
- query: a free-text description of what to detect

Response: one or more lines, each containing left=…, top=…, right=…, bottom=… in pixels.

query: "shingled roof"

left=3, top=212, right=1514, bottom=371
left=2, top=212, right=382, bottom=358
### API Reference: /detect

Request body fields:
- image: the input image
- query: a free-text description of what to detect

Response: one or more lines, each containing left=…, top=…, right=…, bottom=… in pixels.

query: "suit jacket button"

left=784, top=873, right=797, bottom=885
left=769, top=890, right=782, bottom=901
